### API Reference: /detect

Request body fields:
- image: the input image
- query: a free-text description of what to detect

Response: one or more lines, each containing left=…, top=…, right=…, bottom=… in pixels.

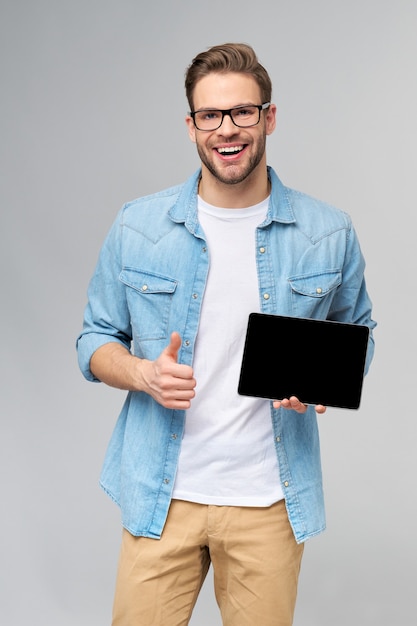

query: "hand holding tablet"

left=238, top=313, right=370, bottom=410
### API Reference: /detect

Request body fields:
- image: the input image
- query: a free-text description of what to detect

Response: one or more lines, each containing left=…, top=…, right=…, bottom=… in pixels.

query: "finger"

left=161, top=333, right=195, bottom=383
left=164, top=331, right=182, bottom=363
left=159, top=384, right=196, bottom=409
left=288, top=396, right=307, bottom=413
left=274, top=398, right=326, bottom=414
left=273, top=398, right=292, bottom=409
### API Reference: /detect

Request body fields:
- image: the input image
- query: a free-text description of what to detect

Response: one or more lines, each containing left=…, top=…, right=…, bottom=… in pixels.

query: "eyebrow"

left=194, top=103, right=258, bottom=112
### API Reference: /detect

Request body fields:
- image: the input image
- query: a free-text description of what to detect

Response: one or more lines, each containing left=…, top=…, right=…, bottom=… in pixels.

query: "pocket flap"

left=289, top=270, right=341, bottom=297
left=119, top=268, right=177, bottom=294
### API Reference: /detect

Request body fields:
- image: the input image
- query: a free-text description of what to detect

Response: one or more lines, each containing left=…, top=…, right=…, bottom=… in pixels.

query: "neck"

left=198, top=164, right=270, bottom=209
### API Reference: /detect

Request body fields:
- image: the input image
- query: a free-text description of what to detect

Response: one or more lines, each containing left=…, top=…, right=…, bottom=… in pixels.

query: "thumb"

left=164, top=331, right=182, bottom=363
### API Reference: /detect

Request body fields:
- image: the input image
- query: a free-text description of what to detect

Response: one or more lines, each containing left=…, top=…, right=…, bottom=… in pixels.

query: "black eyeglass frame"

left=189, top=102, right=271, bottom=131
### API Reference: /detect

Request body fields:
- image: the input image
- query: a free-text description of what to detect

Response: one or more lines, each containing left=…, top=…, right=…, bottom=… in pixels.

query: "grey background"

left=1, top=1, right=415, bottom=624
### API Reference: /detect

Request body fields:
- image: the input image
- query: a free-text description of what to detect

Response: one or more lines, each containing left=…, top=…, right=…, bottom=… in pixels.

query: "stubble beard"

left=196, top=133, right=267, bottom=186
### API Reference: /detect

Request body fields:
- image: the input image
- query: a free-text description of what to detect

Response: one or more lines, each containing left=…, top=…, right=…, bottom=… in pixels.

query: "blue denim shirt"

left=77, top=166, right=376, bottom=543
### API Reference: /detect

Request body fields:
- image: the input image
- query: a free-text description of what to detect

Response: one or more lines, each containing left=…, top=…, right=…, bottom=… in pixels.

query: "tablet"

left=238, top=313, right=370, bottom=410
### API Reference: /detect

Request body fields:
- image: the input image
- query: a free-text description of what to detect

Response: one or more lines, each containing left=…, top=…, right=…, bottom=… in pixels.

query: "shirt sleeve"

left=328, top=221, right=376, bottom=374
left=76, top=206, right=133, bottom=382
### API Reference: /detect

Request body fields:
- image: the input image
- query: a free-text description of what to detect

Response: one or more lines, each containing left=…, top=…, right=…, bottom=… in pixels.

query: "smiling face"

left=186, top=72, right=276, bottom=204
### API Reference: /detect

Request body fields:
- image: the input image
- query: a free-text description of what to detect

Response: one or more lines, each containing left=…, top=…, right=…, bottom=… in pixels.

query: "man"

left=77, top=43, right=376, bottom=626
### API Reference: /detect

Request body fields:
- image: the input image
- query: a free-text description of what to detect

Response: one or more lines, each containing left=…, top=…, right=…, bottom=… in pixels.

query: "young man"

left=77, top=43, right=376, bottom=625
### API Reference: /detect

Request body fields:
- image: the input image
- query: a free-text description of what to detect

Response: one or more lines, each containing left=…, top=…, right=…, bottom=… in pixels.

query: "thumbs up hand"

left=141, top=332, right=196, bottom=409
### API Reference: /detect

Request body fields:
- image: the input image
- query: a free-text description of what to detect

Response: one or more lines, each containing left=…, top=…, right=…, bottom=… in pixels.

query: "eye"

left=198, top=110, right=221, bottom=121
left=233, top=106, right=257, bottom=118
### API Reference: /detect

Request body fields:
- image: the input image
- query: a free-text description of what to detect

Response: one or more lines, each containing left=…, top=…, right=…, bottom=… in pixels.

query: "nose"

left=219, top=112, right=237, bottom=135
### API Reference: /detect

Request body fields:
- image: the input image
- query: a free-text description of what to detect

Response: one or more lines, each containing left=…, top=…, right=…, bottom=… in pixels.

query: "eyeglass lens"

left=193, top=106, right=262, bottom=131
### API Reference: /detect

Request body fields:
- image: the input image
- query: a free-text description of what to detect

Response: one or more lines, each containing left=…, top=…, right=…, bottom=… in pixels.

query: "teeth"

left=217, top=146, right=243, bottom=154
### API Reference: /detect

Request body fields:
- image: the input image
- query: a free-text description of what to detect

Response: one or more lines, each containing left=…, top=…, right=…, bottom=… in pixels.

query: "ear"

left=185, top=115, right=197, bottom=143
left=265, top=103, right=277, bottom=136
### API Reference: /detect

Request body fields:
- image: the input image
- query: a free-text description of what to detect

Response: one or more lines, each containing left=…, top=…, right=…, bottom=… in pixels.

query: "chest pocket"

left=288, top=270, right=342, bottom=318
left=119, top=268, right=178, bottom=341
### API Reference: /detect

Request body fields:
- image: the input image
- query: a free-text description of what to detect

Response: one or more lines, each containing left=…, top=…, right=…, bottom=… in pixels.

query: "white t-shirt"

left=172, top=196, right=284, bottom=506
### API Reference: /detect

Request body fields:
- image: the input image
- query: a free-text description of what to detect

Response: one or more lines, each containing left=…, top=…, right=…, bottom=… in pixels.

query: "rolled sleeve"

left=76, top=331, right=128, bottom=382
left=76, top=206, right=133, bottom=381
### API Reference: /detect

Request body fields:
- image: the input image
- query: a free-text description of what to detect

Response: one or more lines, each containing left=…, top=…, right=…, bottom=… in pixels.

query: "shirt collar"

left=169, top=166, right=296, bottom=230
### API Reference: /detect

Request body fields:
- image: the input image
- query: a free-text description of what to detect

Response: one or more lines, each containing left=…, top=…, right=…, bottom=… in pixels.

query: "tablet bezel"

left=238, top=313, right=369, bottom=410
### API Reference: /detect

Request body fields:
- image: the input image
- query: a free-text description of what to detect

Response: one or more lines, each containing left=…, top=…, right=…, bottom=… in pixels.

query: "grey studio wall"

left=1, top=1, right=416, bottom=625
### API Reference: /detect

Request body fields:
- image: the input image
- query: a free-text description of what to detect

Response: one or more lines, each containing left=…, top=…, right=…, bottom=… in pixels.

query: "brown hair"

left=185, top=43, right=272, bottom=111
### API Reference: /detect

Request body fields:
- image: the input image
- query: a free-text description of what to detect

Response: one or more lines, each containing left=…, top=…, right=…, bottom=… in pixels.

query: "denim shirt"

left=77, top=166, right=376, bottom=543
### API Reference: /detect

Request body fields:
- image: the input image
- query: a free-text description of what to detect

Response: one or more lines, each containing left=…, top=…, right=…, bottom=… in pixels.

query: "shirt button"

left=276, top=436, right=281, bottom=443
left=284, top=481, right=289, bottom=487
left=163, top=478, right=170, bottom=484
left=316, top=287, right=322, bottom=294
left=184, top=340, right=190, bottom=347
left=192, top=293, right=198, bottom=299
left=172, top=433, right=178, bottom=440
left=259, top=247, right=266, bottom=254
left=263, top=293, right=270, bottom=300
left=141, top=284, right=148, bottom=291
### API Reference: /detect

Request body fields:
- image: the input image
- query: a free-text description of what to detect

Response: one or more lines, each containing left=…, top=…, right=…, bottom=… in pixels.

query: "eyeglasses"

left=189, top=102, right=270, bottom=131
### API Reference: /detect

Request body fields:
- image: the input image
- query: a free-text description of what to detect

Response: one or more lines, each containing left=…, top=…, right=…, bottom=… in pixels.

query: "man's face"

left=186, top=72, right=276, bottom=186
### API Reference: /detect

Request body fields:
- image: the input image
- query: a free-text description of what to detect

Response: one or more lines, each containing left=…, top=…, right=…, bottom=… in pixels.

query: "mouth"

left=215, top=145, right=246, bottom=157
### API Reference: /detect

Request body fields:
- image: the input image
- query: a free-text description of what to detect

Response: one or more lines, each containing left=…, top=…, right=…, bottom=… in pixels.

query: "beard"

left=195, top=132, right=267, bottom=186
